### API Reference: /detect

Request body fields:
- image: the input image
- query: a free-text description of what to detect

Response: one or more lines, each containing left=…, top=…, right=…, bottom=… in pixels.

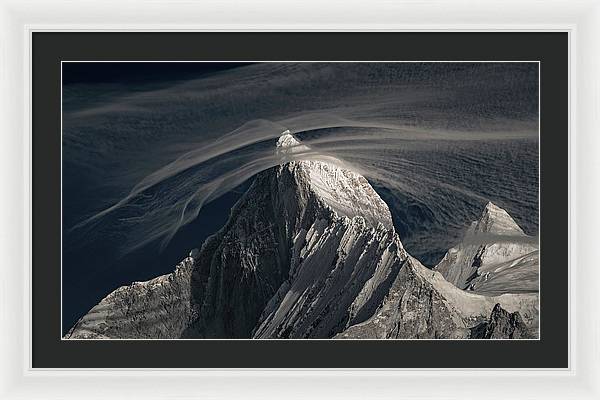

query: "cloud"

left=63, top=62, right=539, bottom=258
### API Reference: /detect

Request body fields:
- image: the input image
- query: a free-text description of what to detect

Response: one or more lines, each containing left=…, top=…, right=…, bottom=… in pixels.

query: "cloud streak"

left=63, top=62, right=539, bottom=262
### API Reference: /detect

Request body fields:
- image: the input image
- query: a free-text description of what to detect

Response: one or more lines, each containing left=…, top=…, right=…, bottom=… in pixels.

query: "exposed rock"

left=67, top=132, right=396, bottom=339
left=336, top=256, right=538, bottom=339
left=66, top=132, right=539, bottom=340
left=470, top=303, right=534, bottom=339
left=65, top=258, right=194, bottom=339
left=335, top=258, right=469, bottom=339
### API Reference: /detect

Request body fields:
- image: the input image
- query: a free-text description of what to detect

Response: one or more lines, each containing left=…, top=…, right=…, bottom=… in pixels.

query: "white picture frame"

left=1, top=0, right=598, bottom=398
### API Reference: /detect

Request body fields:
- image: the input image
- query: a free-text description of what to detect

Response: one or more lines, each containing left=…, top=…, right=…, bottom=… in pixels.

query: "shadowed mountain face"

left=65, top=133, right=539, bottom=340
left=470, top=303, right=534, bottom=339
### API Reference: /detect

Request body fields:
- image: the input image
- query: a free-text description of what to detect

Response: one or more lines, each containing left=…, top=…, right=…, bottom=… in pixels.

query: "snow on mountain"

left=276, top=130, right=394, bottom=229
left=434, top=202, right=539, bottom=296
left=335, top=254, right=538, bottom=339
left=65, top=132, right=539, bottom=339
left=474, top=201, right=527, bottom=235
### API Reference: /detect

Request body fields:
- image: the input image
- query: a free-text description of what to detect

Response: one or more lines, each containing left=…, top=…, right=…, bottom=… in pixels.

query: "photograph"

left=61, top=61, right=540, bottom=340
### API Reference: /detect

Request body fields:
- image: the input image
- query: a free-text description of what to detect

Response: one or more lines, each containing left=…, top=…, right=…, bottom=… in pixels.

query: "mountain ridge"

left=434, top=200, right=539, bottom=296
left=65, top=132, right=539, bottom=339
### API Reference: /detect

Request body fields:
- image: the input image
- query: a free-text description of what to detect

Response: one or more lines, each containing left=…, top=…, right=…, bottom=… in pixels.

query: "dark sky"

left=63, top=62, right=253, bottom=84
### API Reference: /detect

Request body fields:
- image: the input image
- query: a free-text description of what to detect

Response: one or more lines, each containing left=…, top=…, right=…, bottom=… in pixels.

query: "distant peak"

left=483, top=201, right=502, bottom=212
left=482, top=201, right=506, bottom=218
left=475, top=201, right=524, bottom=235
left=481, top=202, right=509, bottom=219
left=275, top=130, right=300, bottom=149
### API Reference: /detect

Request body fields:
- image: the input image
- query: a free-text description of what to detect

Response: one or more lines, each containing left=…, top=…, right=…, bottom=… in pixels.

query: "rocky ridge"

left=66, top=132, right=539, bottom=340
left=470, top=303, right=533, bottom=339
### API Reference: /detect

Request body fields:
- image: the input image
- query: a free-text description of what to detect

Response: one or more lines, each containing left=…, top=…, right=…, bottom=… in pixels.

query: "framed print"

left=1, top=0, right=599, bottom=399
left=35, top=32, right=564, bottom=368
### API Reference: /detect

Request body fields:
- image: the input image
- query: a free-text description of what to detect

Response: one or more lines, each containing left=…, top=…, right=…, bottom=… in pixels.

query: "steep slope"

left=67, top=131, right=395, bottom=339
left=66, top=132, right=539, bottom=340
left=65, top=257, right=194, bottom=339
left=470, top=303, right=534, bottom=339
left=433, top=202, right=539, bottom=295
left=336, top=256, right=538, bottom=339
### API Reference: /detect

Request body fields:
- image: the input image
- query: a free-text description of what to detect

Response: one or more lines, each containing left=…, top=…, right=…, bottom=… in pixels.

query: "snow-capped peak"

left=275, top=130, right=394, bottom=230
left=474, top=201, right=524, bottom=235
left=275, top=130, right=297, bottom=148
left=276, top=130, right=313, bottom=158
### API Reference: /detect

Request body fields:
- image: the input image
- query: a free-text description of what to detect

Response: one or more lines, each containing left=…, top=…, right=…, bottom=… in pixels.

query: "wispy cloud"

left=63, top=62, right=539, bottom=257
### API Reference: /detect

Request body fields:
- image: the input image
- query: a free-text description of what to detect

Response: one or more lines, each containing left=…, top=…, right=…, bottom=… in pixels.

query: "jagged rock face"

left=336, top=258, right=469, bottom=339
left=67, top=159, right=321, bottom=339
left=65, top=258, right=194, bottom=339
left=180, top=168, right=294, bottom=338
left=67, top=132, right=397, bottom=339
left=181, top=157, right=381, bottom=338
left=183, top=142, right=404, bottom=338
left=470, top=303, right=533, bottom=339
left=66, top=133, right=539, bottom=340
left=336, top=256, right=539, bottom=339
left=434, top=202, right=539, bottom=295
left=253, top=221, right=404, bottom=338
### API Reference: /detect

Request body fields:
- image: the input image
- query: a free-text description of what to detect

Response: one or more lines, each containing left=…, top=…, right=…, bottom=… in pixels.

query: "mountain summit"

left=66, top=132, right=539, bottom=339
left=474, top=201, right=526, bottom=235
left=275, top=131, right=393, bottom=229
left=434, top=202, right=539, bottom=296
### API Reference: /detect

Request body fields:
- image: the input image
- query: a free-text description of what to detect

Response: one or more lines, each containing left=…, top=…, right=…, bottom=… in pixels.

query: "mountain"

left=63, top=257, right=194, bottom=339
left=433, top=202, right=539, bottom=296
left=65, top=132, right=538, bottom=339
left=470, top=303, right=534, bottom=339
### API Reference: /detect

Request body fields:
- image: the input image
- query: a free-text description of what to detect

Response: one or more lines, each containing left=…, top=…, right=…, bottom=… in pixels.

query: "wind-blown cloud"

left=63, top=62, right=539, bottom=262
